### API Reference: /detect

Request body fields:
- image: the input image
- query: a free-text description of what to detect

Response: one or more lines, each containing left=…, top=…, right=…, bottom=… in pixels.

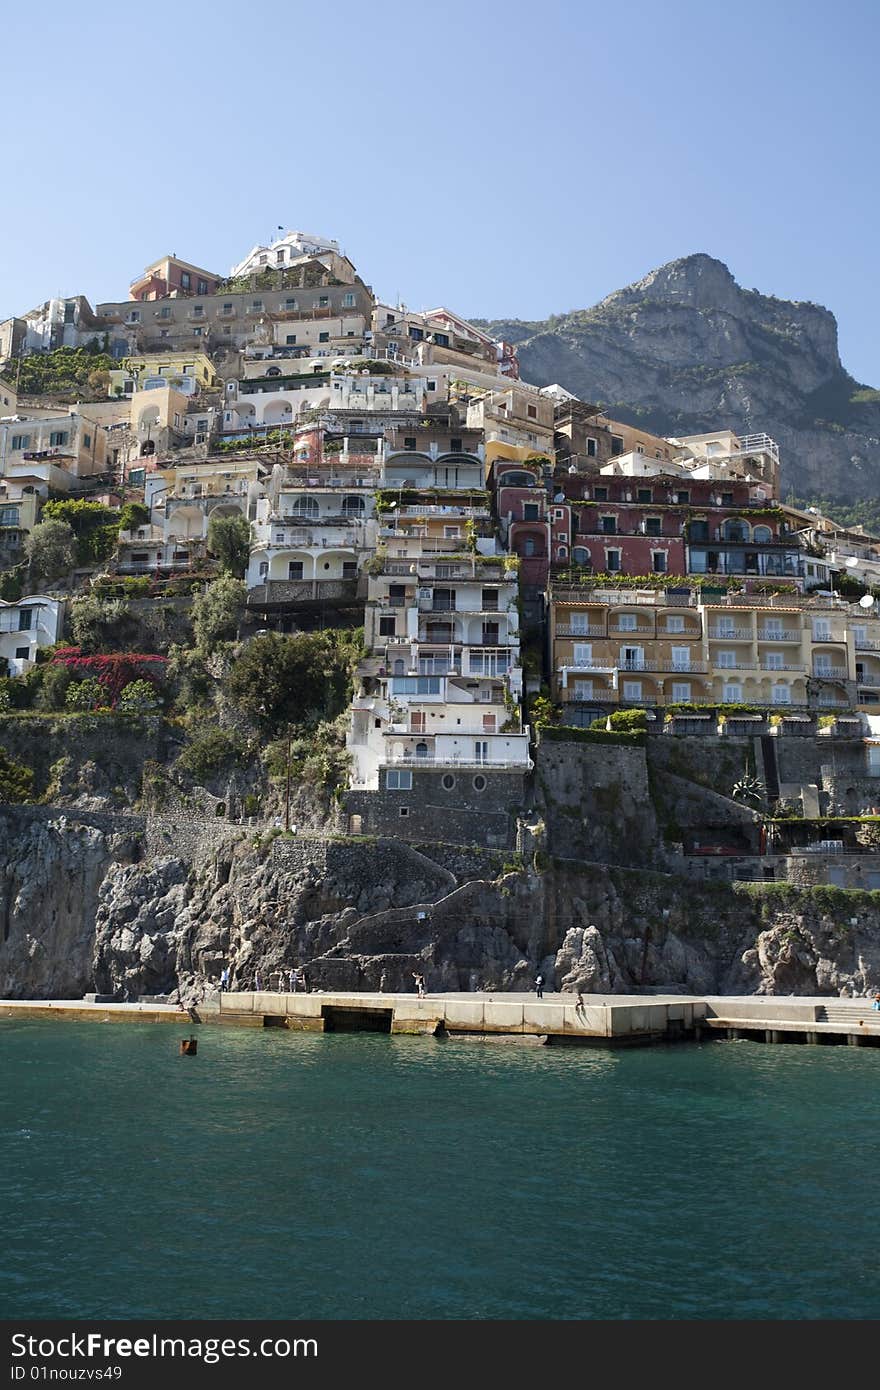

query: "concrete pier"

left=1, top=991, right=879, bottom=1048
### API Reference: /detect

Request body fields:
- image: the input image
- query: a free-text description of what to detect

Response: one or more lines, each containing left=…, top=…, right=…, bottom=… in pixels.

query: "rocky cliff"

left=3, top=806, right=880, bottom=1004
left=477, top=254, right=880, bottom=502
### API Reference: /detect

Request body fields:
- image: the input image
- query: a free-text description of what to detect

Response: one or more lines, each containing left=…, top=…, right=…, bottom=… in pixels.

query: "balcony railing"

left=555, top=624, right=606, bottom=637
left=855, top=638, right=880, bottom=651
left=759, top=662, right=806, bottom=672
left=812, top=668, right=849, bottom=680
left=709, top=628, right=754, bottom=640
left=384, top=754, right=532, bottom=770
left=757, top=628, right=801, bottom=642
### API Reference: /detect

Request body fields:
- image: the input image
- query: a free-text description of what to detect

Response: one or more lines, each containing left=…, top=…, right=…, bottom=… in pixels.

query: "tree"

left=65, top=678, right=106, bottom=711
left=26, top=519, right=77, bottom=586
left=117, top=679, right=161, bottom=714
left=228, top=631, right=354, bottom=730
left=207, top=514, right=251, bottom=578
left=70, top=595, right=136, bottom=653
left=191, top=575, right=246, bottom=652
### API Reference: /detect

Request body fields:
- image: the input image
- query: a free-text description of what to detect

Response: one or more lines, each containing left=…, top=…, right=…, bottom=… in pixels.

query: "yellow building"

left=550, top=583, right=861, bottom=713
left=109, top=352, right=218, bottom=397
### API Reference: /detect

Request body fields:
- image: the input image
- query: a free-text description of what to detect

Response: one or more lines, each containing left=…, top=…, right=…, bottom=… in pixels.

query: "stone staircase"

left=817, top=1002, right=880, bottom=1027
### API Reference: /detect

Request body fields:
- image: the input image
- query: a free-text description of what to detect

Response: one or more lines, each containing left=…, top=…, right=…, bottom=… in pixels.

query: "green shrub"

left=177, top=729, right=240, bottom=782
left=0, top=748, right=34, bottom=801
left=117, top=679, right=162, bottom=714
left=65, top=678, right=105, bottom=711
left=592, top=708, right=648, bottom=732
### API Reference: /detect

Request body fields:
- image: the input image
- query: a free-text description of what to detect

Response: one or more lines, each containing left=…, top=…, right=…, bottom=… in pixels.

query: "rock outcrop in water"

left=476, top=253, right=880, bottom=502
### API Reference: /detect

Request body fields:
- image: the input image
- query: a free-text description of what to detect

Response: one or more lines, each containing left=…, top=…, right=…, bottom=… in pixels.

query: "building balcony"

left=709, top=628, right=754, bottom=640
left=759, top=662, right=806, bottom=672
left=757, top=628, right=801, bottom=642
left=855, top=638, right=880, bottom=651
left=383, top=753, right=532, bottom=771
left=607, top=623, right=655, bottom=635
left=555, top=624, right=606, bottom=637
left=812, top=667, right=849, bottom=680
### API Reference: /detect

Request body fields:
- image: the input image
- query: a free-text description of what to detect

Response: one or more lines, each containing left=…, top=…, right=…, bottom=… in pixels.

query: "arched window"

left=259, top=561, right=268, bottom=579
left=523, top=536, right=536, bottom=557
left=557, top=546, right=568, bottom=560
left=342, top=495, right=365, bottom=516
left=266, top=367, right=281, bottom=377
left=752, top=525, right=772, bottom=544
left=415, top=742, right=428, bottom=759
left=573, top=547, right=589, bottom=566
left=393, top=659, right=405, bottom=675
left=291, top=497, right=319, bottom=517
left=722, top=519, right=748, bottom=542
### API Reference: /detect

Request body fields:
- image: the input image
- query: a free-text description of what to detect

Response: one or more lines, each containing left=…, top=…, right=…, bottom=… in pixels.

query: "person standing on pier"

left=412, top=972, right=426, bottom=997
left=254, top=969, right=263, bottom=992
left=288, top=968, right=296, bottom=993
left=535, top=973, right=544, bottom=998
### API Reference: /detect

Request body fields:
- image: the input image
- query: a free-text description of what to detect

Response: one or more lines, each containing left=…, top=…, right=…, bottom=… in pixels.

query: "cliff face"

left=477, top=254, right=880, bottom=502
left=3, top=808, right=880, bottom=1003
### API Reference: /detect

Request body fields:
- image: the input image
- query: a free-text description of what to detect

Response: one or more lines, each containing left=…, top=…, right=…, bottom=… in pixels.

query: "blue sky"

left=2, top=0, right=877, bottom=382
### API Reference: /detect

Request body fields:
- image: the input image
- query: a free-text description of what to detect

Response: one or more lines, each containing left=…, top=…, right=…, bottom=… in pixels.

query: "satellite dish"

left=859, top=594, right=875, bottom=608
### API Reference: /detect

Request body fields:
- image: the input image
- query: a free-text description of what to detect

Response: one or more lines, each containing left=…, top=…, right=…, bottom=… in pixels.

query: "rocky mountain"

left=476, top=254, right=880, bottom=503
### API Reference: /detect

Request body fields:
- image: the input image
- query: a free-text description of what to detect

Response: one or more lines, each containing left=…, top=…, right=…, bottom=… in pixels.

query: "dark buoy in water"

left=179, top=1035, right=198, bottom=1056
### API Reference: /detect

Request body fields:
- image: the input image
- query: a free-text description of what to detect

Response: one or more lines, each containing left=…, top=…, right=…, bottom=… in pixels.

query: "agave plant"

left=731, top=774, right=766, bottom=807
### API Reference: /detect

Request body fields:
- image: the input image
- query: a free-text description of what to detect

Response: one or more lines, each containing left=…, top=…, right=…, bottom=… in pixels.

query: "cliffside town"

left=4, top=233, right=880, bottom=1002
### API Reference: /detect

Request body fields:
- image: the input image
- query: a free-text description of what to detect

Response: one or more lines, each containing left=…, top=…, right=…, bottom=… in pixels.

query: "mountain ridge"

left=473, top=254, right=880, bottom=501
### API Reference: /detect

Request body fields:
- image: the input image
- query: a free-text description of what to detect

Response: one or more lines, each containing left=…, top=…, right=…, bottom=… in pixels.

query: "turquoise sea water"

left=1, top=1020, right=878, bottom=1320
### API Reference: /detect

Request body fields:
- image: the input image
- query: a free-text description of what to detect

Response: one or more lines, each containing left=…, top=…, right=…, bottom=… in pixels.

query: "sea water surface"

left=1, top=1019, right=879, bottom=1320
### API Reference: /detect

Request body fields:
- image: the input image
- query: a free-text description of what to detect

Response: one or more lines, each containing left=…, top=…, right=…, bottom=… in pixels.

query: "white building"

left=229, top=231, right=340, bottom=279
left=0, top=595, right=65, bottom=675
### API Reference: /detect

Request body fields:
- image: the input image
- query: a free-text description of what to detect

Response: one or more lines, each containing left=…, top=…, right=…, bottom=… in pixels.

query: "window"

left=474, top=741, right=489, bottom=765
left=717, top=651, right=737, bottom=668
left=197, top=279, right=208, bottom=295
left=159, top=306, right=171, bottom=319
left=343, top=562, right=357, bottom=579
left=11, top=435, right=30, bottom=451
left=193, top=327, right=202, bottom=336
left=223, top=303, right=233, bottom=313
left=252, top=300, right=263, bottom=310
left=17, top=608, right=33, bottom=631
left=387, top=770, right=412, bottom=790
left=764, top=652, right=784, bottom=670
left=318, top=296, right=329, bottom=308
left=404, top=437, right=417, bottom=450
left=573, top=644, right=592, bottom=666
left=652, top=551, right=667, bottom=573
left=427, top=380, right=436, bottom=391
left=83, top=433, right=91, bottom=448
left=722, top=682, right=742, bottom=702
left=671, top=647, right=691, bottom=671
left=814, top=654, right=834, bottom=674
left=527, top=404, right=537, bottom=419
left=772, top=684, right=792, bottom=704
left=645, top=517, right=661, bottom=536
left=586, top=438, right=597, bottom=457
left=666, top=615, right=685, bottom=634
left=450, top=438, right=462, bottom=451
left=593, top=487, right=608, bottom=501
left=523, top=503, right=540, bottom=521
left=128, top=310, right=140, bottom=323
left=473, top=774, right=487, bottom=791
left=574, top=679, right=593, bottom=700
left=49, top=431, right=68, bottom=447
left=570, top=613, right=590, bottom=635
left=15, top=646, right=29, bottom=660
left=288, top=561, right=304, bottom=580
left=675, top=491, right=690, bottom=505
left=343, top=292, right=355, bottom=307
left=813, top=619, right=831, bottom=639
left=391, top=677, right=442, bottom=694
left=379, top=615, right=396, bottom=637
left=318, top=332, right=330, bottom=343
left=180, top=272, right=191, bottom=289
left=721, top=492, right=734, bottom=506
left=623, top=680, right=642, bottom=701
left=192, top=305, right=204, bottom=317
left=621, top=646, right=644, bottom=670
left=600, top=515, right=616, bottom=534
left=481, top=589, right=499, bottom=611
left=637, top=489, right=652, bottom=503
left=611, top=436, right=624, bottom=456
left=617, top=613, right=637, bottom=631
left=442, top=774, right=456, bottom=791
left=671, top=682, right=691, bottom=702
left=286, top=334, right=297, bottom=345
left=605, top=549, right=621, bottom=572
